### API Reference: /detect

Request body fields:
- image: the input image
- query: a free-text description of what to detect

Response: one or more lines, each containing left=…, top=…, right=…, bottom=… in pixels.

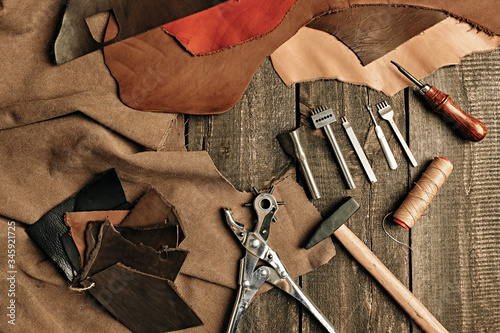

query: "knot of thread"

left=393, top=157, right=453, bottom=228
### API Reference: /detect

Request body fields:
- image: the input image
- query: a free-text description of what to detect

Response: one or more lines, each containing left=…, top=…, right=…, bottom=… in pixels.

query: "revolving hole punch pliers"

left=222, top=187, right=337, bottom=333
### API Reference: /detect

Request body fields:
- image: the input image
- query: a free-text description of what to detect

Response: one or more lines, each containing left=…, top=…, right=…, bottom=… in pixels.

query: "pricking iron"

left=277, top=127, right=321, bottom=199
left=376, top=101, right=418, bottom=167
left=311, top=106, right=356, bottom=190
left=223, top=187, right=336, bottom=333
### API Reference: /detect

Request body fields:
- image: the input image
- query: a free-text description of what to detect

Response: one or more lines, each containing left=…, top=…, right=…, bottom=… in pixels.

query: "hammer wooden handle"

left=333, top=225, right=448, bottom=333
left=423, top=86, right=487, bottom=142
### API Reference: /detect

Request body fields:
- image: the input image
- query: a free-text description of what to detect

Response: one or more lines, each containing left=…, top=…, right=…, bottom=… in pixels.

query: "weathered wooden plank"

left=409, top=47, right=500, bottom=332
left=186, top=59, right=300, bottom=332
left=298, top=80, right=411, bottom=332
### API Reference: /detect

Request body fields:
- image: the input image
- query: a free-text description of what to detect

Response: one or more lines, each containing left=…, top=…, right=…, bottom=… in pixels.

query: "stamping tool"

left=278, top=127, right=321, bottom=199
left=366, top=105, right=397, bottom=170
left=311, top=106, right=356, bottom=190
left=391, top=61, right=487, bottom=142
left=341, top=116, right=377, bottom=183
left=376, top=101, right=418, bottom=167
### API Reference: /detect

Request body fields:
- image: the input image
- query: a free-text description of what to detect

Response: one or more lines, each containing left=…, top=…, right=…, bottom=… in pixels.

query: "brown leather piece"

left=115, top=225, right=183, bottom=251
left=120, top=189, right=180, bottom=228
left=0, top=113, right=334, bottom=332
left=81, top=220, right=187, bottom=281
left=306, top=6, right=446, bottom=65
left=0, top=0, right=180, bottom=149
left=53, top=0, right=229, bottom=64
left=64, top=210, right=130, bottom=267
left=104, top=0, right=499, bottom=113
left=271, top=18, right=500, bottom=95
left=81, top=263, right=202, bottom=333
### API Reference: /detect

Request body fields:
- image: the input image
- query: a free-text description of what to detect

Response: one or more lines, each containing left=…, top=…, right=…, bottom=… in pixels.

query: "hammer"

left=306, top=198, right=448, bottom=333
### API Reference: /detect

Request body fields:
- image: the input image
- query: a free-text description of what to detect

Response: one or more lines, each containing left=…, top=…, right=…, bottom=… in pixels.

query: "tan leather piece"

left=0, top=0, right=180, bottom=150
left=104, top=0, right=499, bottom=114
left=0, top=113, right=335, bottom=332
left=64, top=210, right=130, bottom=267
left=306, top=6, right=446, bottom=65
left=271, top=18, right=500, bottom=96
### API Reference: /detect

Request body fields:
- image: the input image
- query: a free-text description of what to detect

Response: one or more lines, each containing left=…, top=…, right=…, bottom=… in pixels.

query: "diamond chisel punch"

left=311, top=106, right=356, bottom=190
left=366, top=105, right=397, bottom=170
left=376, top=101, right=418, bottom=167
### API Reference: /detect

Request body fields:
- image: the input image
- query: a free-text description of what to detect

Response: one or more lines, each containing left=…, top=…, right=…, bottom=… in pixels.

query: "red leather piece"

left=162, top=0, right=297, bottom=55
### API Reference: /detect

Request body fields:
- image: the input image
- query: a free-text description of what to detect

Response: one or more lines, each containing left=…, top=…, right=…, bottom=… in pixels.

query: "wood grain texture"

left=298, top=81, right=411, bottom=332
left=409, top=47, right=500, bottom=333
left=186, top=59, right=300, bottom=332
left=186, top=47, right=500, bottom=332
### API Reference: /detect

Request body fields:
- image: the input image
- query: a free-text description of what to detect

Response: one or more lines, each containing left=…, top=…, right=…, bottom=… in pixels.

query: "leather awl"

left=278, top=127, right=321, bottom=200
left=304, top=197, right=360, bottom=249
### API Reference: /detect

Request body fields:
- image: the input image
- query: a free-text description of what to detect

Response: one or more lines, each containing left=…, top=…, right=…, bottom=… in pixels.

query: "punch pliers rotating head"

left=223, top=187, right=337, bottom=333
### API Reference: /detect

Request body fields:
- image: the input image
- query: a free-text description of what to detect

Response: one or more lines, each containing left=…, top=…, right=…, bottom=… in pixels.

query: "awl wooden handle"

left=423, top=86, right=487, bottom=142
left=333, top=225, right=448, bottom=333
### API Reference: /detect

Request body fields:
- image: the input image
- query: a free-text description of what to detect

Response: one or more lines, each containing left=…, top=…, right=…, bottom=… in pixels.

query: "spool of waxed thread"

left=393, top=157, right=453, bottom=229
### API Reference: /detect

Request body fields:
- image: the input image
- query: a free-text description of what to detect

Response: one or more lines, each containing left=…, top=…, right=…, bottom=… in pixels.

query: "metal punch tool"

left=223, top=187, right=337, bottom=333
left=376, top=101, right=418, bottom=167
left=366, top=105, right=397, bottom=170
left=341, top=116, right=377, bottom=183
left=311, top=106, right=356, bottom=190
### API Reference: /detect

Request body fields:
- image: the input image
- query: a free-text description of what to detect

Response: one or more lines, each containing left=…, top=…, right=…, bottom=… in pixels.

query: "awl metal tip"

left=391, top=61, right=425, bottom=89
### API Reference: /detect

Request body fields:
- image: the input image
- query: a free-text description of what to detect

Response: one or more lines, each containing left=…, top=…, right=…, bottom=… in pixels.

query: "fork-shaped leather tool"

left=376, top=101, right=418, bottom=167
left=223, top=187, right=337, bottom=333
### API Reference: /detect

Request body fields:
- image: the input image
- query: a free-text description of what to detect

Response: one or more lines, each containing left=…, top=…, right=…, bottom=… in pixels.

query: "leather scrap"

left=120, top=189, right=181, bottom=229
left=104, top=1, right=499, bottom=114
left=26, top=169, right=128, bottom=281
left=80, top=220, right=187, bottom=282
left=162, top=0, right=297, bottom=55
left=64, top=210, right=130, bottom=267
left=0, top=0, right=181, bottom=150
left=65, top=189, right=185, bottom=267
left=306, top=6, right=447, bottom=65
left=53, top=0, right=229, bottom=64
left=1, top=113, right=335, bottom=332
left=80, top=263, right=203, bottom=333
left=271, top=18, right=500, bottom=96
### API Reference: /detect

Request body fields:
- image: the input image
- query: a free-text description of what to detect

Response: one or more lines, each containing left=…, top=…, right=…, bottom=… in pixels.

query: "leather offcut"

left=80, top=220, right=187, bottom=282
left=104, top=1, right=499, bottom=114
left=306, top=6, right=447, bottom=65
left=26, top=169, right=128, bottom=281
left=162, top=0, right=297, bottom=55
left=65, top=210, right=131, bottom=267
left=80, top=263, right=203, bottom=333
left=270, top=18, right=500, bottom=95
left=53, top=0, right=229, bottom=64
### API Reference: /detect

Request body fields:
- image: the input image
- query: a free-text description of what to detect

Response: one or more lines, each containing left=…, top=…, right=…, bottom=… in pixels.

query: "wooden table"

left=186, top=48, right=500, bottom=332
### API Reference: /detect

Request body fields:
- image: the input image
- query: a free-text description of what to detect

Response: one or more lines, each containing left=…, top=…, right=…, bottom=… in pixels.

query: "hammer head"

left=304, top=197, right=360, bottom=250
left=311, top=106, right=337, bottom=129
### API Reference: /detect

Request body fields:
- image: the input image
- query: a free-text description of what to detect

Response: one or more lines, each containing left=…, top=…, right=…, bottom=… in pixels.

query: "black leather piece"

left=60, top=232, right=81, bottom=272
left=26, top=194, right=78, bottom=281
left=26, top=169, right=128, bottom=281
left=81, top=263, right=203, bottom=333
left=53, top=0, right=229, bottom=64
left=74, top=169, right=127, bottom=211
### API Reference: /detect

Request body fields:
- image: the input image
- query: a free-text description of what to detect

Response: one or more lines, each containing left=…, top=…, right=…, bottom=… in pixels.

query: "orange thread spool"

left=393, top=157, right=453, bottom=229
